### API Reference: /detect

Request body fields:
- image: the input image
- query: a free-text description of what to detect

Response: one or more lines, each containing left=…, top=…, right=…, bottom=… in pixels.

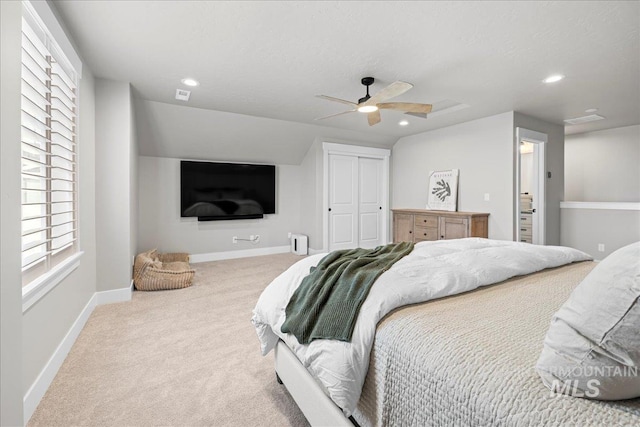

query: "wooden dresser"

left=392, top=209, right=489, bottom=243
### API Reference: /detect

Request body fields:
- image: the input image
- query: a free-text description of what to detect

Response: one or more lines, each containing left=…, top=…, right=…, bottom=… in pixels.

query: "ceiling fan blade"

left=378, top=102, right=432, bottom=114
left=316, top=95, right=358, bottom=107
left=363, top=81, right=413, bottom=106
left=315, top=110, right=356, bottom=121
left=367, top=109, right=381, bottom=126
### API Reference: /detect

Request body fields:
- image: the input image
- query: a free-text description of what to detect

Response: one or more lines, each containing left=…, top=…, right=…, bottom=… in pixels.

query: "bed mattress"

left=353, top=261, right=640, bottom=426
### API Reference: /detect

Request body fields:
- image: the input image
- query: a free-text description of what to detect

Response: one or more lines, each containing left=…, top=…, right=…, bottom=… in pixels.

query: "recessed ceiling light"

left=585, top=108, right=598, bottom=113
left=357, top=105, right=379, bottom=113
left=181, top=78, right=199, bottom=87
left=543, top=74, right=564, bottom=84
left=398, top=120, right=409, bottom=126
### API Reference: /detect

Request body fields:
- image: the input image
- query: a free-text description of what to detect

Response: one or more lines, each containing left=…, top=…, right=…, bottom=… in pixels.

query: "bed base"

left=274, top=340, right=356, bottom=427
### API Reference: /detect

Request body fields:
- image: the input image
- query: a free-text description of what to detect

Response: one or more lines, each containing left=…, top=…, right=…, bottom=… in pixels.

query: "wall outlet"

left=232, top=236, right=238, bottom=244
left=254, top=234, right=260, bottom=243
left=249, top=235, right=255, bottom=241
left=287, top=232, right=292, bottom=239
left=597, top=243, right=605, bottom=252
left=484, top=193, right=490, bottom=201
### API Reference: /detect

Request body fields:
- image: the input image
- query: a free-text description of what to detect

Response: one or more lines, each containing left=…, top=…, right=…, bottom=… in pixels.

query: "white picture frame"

left=426, top=169, right=459, bottom=211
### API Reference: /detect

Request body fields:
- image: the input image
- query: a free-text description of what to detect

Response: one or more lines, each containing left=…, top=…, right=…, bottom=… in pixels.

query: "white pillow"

left=536, top=242, right=640, bottom=400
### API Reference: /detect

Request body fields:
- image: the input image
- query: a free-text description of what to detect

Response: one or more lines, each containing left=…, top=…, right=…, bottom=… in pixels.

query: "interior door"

left=358, top=158, right=384, bottom=248
left=515, top=128, right=546, bottom=245
left=328, top=154, right=358, bottom=251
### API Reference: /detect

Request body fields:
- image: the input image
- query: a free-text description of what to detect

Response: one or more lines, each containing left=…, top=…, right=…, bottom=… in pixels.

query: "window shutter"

left=21, top=15, right=78, bottom=285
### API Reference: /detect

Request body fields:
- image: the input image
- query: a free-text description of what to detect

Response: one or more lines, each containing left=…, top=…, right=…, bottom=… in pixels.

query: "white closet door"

left=328, top=154, right=358, bottom=251
left=358, top=158, right=384, bottom=249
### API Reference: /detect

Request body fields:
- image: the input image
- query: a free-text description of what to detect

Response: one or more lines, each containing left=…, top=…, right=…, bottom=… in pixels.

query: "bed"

left=252, top=239, right=640, bottom=426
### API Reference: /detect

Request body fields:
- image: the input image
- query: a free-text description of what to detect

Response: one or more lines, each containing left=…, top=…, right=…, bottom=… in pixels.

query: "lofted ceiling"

left=54, top=0, right=639, bottom=155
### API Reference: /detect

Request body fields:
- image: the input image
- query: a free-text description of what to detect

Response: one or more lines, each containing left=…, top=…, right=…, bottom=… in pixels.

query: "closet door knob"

left=328, top=208, right=332, bottom=212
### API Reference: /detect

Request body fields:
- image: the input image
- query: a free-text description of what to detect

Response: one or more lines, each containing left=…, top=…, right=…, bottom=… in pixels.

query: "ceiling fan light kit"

left=358, top=105, right=379, bottom=113
left=316, top=76, right=432, bottom=126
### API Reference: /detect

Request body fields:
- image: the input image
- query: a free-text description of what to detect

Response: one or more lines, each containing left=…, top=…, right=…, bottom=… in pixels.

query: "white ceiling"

left=54, top=1, right=639, bottom=149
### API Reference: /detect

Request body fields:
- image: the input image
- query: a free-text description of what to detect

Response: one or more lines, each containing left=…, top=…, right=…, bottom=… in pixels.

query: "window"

left=21, top=4, right=79, bottom=286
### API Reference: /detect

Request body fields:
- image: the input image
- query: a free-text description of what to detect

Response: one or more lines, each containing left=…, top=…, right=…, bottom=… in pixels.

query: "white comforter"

left=251, top=238, right=591, bottom=416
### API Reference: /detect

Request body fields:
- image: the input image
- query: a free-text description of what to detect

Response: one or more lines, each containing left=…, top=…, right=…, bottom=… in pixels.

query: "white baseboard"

left=23, top=283, right=134, bottom=424
left=95, top=283, right=133, bottom=305
left=190, top=245, right=291, bottom=263
left=23, top=293, right=97, bottom=424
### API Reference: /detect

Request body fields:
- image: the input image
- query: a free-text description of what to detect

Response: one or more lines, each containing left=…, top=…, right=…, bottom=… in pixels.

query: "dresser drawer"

left=414, top=226, right=438, bottom=241
left=414, top=215, right=438, bottom=228
left=520, top=225, right=532, bottom=237
left=520, top=214, right=532, bottom=226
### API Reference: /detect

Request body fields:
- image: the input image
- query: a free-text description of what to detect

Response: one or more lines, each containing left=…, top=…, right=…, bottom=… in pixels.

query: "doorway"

left=515, top=128, right=547, bottom=245
left=323, top=143, right=390, bottom=252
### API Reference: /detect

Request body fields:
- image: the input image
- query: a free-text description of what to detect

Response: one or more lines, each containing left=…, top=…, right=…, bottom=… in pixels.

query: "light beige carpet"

left=28, top=253, right=310, bottom=427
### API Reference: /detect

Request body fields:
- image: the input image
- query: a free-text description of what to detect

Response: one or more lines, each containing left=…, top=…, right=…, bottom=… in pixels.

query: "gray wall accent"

left=561, top=208, right=640, bottom=260
left=392, top=112, right=515, bottom=240
left=565, top=125, right=640, bottom=202
left=22, top=69, right=98, bottom=397
left=1, top=1, right=24, bottom=423
left=134, top=99, right=396, bottom=165
left=137, top=156, right=302, bottom=255
left=514, top=112, right=565, bottom=246
left=95, top=79, right=136, bottom=291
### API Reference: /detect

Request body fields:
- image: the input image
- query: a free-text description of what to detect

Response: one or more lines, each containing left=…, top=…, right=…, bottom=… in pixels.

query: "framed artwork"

left=426, top=169, right=459, bottom=211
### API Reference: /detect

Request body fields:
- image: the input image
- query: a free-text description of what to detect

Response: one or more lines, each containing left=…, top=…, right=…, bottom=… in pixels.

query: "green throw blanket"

left=281, top=242, right=414, bottom=344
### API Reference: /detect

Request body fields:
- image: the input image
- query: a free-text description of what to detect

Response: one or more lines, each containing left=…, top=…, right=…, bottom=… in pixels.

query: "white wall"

left=134, top=99, right=396, bottom=165
left=95, top=79, right=137, bottom=292
left=562, top=125, right=640, bottom=257
left=22, top=65, right=98, bottom=403
left=137, top=156, right=302, bottom=256
left=392, top=112, right=515, bottom=240
left=565, top=125, right=640, bottom=202
left=520, top=152, right=533, bottom=195
left=1, top=2, right=99, bottom=422
left=0, top=1, right=25, bottom=424
left=130, top=93, right=139, bottom=257
left=298, top=140, right=324, bottom=250
left=561, top=208, right=640, bottom=259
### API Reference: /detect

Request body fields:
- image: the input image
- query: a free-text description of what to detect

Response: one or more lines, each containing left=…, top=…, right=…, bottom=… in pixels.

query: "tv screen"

left=180, top=161, right=276, bottom=221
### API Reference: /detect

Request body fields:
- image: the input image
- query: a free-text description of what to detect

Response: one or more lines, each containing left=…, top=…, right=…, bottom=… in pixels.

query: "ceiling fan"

left=316, top=77, right=432, bottom=126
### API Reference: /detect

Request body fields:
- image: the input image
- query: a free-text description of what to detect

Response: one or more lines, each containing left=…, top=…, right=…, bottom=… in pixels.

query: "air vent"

left=175, top=89, right=191, bottom=101
left=564, top=114, right=605, bottom=125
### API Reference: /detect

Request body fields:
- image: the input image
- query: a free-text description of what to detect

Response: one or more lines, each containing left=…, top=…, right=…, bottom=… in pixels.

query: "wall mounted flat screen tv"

left=180, top=161, right=276, bottom=221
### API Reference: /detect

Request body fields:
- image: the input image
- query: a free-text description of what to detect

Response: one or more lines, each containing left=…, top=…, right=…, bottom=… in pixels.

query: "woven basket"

left=133, top=251, right=195, bottom=291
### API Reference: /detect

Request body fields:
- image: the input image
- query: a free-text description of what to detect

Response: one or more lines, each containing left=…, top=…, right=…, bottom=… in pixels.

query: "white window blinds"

left=21, top=12, right=79, bottom=285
